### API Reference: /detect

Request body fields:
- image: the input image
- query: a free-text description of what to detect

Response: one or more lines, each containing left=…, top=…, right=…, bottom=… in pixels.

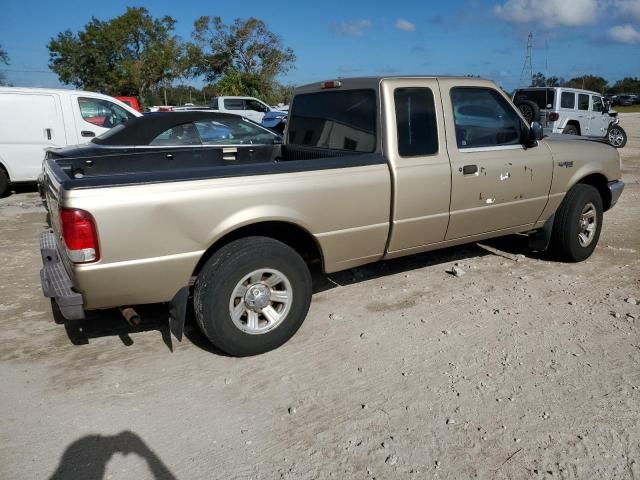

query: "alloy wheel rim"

left=608, top=128, right=624, bottom=147
left=228, top=268, right=293, bottom=335
left=578, top=202, right=597, bottom=247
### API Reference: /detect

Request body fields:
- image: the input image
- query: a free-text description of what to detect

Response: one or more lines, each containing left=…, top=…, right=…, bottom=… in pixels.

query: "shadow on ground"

left=53, top=234, right=546, bottom=354
left=49, top=431, right=177, bottom=480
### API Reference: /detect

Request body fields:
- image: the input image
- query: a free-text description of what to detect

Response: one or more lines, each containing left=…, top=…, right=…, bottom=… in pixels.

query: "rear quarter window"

left=287, top=89, right=377, bottom=153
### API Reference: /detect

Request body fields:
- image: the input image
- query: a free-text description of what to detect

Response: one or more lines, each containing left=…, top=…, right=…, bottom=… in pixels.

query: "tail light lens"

left=548, top=112, right=559, bottom=122
left=59, top=208, right=100, bottom=263
left=320, top=80, right=342, bottom=89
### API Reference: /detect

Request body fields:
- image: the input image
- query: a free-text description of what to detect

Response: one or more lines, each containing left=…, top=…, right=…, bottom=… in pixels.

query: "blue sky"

left=1, top=0, right=639, bottom=91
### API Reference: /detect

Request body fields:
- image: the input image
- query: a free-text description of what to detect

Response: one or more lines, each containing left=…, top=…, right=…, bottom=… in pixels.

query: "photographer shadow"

left=49, top=431, right=177, bottom=480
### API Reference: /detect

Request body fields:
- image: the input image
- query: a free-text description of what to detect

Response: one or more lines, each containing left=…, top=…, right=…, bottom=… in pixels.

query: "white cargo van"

left=0, top=87, right=141, bottom=195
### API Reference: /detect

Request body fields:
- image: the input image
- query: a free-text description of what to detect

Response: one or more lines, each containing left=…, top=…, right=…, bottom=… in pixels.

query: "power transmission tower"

left=519, top=32, right=533, bottom=87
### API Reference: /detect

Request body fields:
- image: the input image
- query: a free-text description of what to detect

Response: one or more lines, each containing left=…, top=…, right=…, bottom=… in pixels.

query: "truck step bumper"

left=40, top=230, right=85, bottom=320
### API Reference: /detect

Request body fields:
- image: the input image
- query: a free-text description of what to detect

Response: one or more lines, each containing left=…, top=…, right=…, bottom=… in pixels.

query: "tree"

left=189, top=16, right=295, bottom=83
left=562, top=75, right=608, bottom=93
left=48, top=7, right=186, bottom=97
left=531, top=72, right=564, bottom=87
left=609, top=77, right=640, bottom=94
left=0, top=44, right=9, bottom=86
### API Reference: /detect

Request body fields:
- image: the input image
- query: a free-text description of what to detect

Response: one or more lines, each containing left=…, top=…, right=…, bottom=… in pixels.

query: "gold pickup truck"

left=39, top=77, right=624, bottom=356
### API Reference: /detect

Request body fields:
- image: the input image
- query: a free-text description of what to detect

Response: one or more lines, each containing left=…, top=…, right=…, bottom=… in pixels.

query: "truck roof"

left=514, top=86, right=601, bottom=96
left=295, top=76, right=498, bottom=93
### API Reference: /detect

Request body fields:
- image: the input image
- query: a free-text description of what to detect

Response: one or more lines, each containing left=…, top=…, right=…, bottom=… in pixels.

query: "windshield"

left=287, top=89, right=376, bottom=152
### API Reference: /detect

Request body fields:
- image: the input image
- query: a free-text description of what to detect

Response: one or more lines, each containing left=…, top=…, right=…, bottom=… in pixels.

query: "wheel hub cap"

left=229, top=268, right=293, bottom=335
left=244, top=284, right=271, bottom=311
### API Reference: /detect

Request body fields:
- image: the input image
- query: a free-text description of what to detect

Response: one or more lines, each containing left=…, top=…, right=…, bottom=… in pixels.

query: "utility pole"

left=519, top=32, right=533, bottom=87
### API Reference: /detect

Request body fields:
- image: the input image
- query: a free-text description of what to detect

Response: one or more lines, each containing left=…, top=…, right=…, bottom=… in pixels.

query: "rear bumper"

left=608, top=180, right=624, bottom=209
left=39, top=230, right=85, bottom=320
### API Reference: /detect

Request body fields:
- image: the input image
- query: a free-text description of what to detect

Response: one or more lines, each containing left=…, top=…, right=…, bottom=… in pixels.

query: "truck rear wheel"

left=550, top=184, right=603, bottom=262
left=0, top=169, right=9, bottom=197
left=194, top=236, right=312, bottom=356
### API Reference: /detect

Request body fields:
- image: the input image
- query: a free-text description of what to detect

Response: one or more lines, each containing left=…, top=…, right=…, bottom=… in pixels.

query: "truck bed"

left=45, top=145, right=383, bottom=190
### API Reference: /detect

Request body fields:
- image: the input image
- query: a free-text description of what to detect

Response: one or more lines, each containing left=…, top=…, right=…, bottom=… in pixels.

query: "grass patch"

left=615, top=105, right=640, bottom=113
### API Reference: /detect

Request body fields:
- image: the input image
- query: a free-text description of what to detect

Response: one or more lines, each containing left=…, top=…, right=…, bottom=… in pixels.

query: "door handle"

left=166, top=154, right=174, bottom=160
left=81, top=130, right=95, bottom=138
left=45, top=128, right=52, bottom=140
left=461, top=164, right=478, bottom=175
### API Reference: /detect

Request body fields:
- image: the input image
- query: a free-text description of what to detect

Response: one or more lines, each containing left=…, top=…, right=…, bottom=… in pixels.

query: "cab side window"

left=560, top=92, right=575, bottom=109
left=578, top=94, right=589, bottom=111
left=150, top=123, right=201, bottom=146
left=223, top=99, right=245, bottom=110
left=394, top=88, right=438, bottom=156
left=592, top=96, right=604, bottom=113
left=451, top=87, right=522, bottom=149
left=246, top=99, right=268, bottom=113
left=78, top=98, right=133, bottom=128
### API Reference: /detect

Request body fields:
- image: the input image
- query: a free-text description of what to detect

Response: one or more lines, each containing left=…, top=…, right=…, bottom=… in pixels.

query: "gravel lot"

left=1, top=114, right=639, bottom=480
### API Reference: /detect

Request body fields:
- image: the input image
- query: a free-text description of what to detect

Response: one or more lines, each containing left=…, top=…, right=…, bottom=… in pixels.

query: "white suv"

left=513, top=87, right=627, bottom=148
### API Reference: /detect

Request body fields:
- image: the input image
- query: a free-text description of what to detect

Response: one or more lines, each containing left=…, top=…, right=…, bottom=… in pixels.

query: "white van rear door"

left=0, top=92, right=65, bottom=182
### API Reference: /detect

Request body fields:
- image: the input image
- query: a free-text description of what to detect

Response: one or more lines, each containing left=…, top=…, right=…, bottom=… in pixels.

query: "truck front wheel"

left=550, top=184, right=603, bottom=262
left=194, top=236, right=312, bottom=356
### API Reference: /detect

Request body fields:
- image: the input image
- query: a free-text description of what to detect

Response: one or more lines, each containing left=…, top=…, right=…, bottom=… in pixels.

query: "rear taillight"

left=548, top=112, right=559, bottom=122
left=59, top=208, right=100, bottom=263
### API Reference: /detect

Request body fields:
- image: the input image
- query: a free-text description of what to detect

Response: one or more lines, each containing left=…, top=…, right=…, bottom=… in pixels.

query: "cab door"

left=439, top=79, right=552, bottom=240
left=383, top=78, right=452, bottom=253
left=577, top=93, right=591, bottom=135
left=71, top=95, right=135, bottom=142
left=588, top=95, right=610, bottom=138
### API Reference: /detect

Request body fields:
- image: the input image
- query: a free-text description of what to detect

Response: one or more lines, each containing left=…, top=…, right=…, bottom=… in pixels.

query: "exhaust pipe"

left=119, top=307, right=141, bottom=326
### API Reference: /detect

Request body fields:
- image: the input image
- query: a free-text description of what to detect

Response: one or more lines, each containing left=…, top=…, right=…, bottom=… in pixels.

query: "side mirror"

left=603, top=102, right=610, bottom=113
left=272, top=136, right=284, bottom=145
left=527, top=121, right=544, bottom=147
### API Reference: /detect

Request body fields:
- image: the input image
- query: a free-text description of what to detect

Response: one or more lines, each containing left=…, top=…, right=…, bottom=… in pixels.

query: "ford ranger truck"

left=39, top=77, right=624, bottom=356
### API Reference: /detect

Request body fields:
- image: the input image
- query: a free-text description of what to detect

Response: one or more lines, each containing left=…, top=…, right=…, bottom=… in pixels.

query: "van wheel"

left=0, top=169, right=9, bottom=197
left=551, top=184, right=603, bottom=262
left=563, top=124, right=579, bottom=136
left=516, top=100, right=540, bottom=123
left=194, top=236, right=312, bottom=356
left=607, top=125, right=627, bottom=148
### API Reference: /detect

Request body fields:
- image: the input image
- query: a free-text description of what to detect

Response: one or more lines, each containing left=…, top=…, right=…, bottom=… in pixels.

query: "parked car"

left=40, top=76, right=623, bottom=356
left=0, top=87, right=141, bottom=196
left=513, top=87, right=627, bottom=148
left=208, top=96, right=286, bottom=123
left=115, top=96, right=142, bottom=112
left=616, top=95, right=635, bottom=106
left=43, top=111, right=282, bottom=169
left=261, top=110, right=288, bottom=133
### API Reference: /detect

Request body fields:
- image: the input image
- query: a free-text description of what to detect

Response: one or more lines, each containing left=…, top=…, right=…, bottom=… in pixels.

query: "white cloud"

left=494, top=0, right=599, bottom=27
left=608, top=23, right=640, bottom=43
left=609, top=0, right=640, bottom=21
left=332, top=20, right=372, bottom=37
left=394, top=19, right=416, bottom=31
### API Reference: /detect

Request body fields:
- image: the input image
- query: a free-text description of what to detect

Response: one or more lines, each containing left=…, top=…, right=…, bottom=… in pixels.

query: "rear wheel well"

left=192, top=222, right=324, bottom=278
left=565, top=121, right=581, bottom=135
left=577, top=173, right=611, bottom=211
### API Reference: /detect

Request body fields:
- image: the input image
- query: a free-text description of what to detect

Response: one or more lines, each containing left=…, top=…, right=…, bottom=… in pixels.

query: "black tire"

left=516, top=100, right=540, bottom=123
left=550, top=184, right=603, bottom=262
left=563, top=124, right=579, bottom=136
left=0, top=168, right=9, bottom=197
left=194, top=236, right=312, bottom=356
left=607, top=125, right=627, bottom=148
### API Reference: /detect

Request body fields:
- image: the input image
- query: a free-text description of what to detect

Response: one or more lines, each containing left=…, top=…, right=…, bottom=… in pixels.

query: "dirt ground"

left=1, top=114, right=639, bottom=480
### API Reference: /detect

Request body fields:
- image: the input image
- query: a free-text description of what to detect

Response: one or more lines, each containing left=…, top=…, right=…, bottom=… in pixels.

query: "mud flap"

left=528, top=214, right=555, bottom=251
left=169, top=287, right=189, bottom=342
